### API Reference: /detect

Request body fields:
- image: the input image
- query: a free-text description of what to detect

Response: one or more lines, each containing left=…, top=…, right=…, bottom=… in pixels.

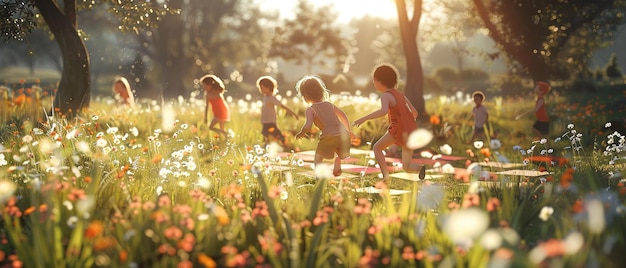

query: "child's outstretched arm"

left=279, top=103, right=300, bottom=120
left=515, top=99, right=543, bottom=120
left=295, top=107, right=315, bottom=139
left=353, top=92, right=392, bottom=127
left=204, top=99, right=210, bottom=124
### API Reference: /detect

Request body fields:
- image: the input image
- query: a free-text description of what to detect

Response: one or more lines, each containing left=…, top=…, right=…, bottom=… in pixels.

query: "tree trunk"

left=35, top=0, right=90, bottom=116
left=396, top=0, right=427, bottom=122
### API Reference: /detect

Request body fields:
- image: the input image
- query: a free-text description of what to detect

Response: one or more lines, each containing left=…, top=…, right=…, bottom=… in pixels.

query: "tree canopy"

left=472, top=0, right=626, bottom=81
left=1, top=0, right=177, bottom=116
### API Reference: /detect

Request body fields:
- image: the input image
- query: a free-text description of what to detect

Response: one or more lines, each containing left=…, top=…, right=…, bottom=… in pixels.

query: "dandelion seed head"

left=406, top=129, right=433, bottom=150
left=442, top=208, right=489, bottom=245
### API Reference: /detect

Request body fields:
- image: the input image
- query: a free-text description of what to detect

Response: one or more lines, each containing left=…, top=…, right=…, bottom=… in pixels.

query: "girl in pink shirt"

left=200, top=74, right=230, bottom=139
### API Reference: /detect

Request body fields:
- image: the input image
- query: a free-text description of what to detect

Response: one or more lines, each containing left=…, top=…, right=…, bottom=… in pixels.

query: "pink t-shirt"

left=310, top=101, right=347, bottom=137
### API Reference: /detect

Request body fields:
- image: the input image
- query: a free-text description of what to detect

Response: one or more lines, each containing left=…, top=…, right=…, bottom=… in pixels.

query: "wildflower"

left=163, top=226, right=183, bottom=240
left=486, top=197, right=500, bottom=212
left=479, top=148, right=491, bottom=158
left=538, top=206, right=554, bottom=221
left=442, top=208, right=489, bottom=246
left=587, top=199, right=605, bottom=234
left=489, top=139, right=501, bottom=150
left=85, top=220, right=104, bottom=238
left=0, top=180, right=17, bottom=204
left=416, top=184, right=444, bottom=212
left=198, top=253, right=216, bottom=268
left=280, top=190, right=288, bottom=200
left=473, top=141, right=484, bottom=149
left=480, top=229, right=503, bottom=250
left=314, top=163, right=333, bottom=179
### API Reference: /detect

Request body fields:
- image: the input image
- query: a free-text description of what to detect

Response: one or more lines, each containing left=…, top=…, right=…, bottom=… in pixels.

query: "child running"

left=515, top=81, right=551, bottom=140
left=112, top=77, right=135, bottom=107
left=353, top=63, right=424, bottom=182
left=294, top=75, right=351, bottom=177
left=200, top=74, right=230, bottom=139
left=257, top=75, right=299, bottom=146
left=467, top=90, right=489, bottom=142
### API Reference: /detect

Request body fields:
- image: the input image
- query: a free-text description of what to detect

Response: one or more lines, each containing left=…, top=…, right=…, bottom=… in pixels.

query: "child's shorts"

left=316, top=134, right=350, bottom=160
left=533, top=120, right=550, bottom=135
left=262, top=123, right=285, bottom=143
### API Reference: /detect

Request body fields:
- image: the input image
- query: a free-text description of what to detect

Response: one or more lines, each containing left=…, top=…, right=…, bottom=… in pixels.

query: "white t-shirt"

left=261, top=95, right=282, bottom=123
left=473, top=105, right=488, bottom=127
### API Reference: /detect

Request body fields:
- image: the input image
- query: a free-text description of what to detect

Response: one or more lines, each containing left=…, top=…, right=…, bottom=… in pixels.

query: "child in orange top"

left=200, top=74, right=231, bottom=139
left=295, top=76, right=351, bottom=177
left=516, top=81, right=551, bottom=139
left=257, top=75, right=299, bottom=146
left=354, top=64, right=424, bottom=182
left=112, top=77, right=135, bottom=107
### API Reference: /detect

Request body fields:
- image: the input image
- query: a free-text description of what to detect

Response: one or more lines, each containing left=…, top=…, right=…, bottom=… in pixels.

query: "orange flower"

left=84, top=176, right=92, bottom=183
left=429, top=115, right=441, bottom=125
left=119, top=250, right=128, bottom=263
left=198, top=253, right=217, bottom=268
left=479, top=148, right=491, bottom=158
left=23, top=206, right=36, bottom=216
left=85, top=221, right=104, bottom=238
left=93, top=237, right=117, bottom=251
left=152, top=154, right=162, bottom=163
left=213, top=205, right=229, bottom=225
left=571, top=199, right=583, bottom=213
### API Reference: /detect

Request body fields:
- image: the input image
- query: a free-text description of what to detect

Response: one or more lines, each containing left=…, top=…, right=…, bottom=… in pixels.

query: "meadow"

left=0, top=80, right=625, bottom=268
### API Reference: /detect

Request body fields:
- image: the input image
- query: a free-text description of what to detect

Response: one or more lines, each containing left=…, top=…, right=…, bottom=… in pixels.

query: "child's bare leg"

left=333, top=157, right=342, bottom=176
left=209, top=119, right=228, bottom=138
left=373, top=133, right=395, bottom=180
left=402, top=147, right=426, bottom=180
left=401, top=148, right=419, bottom=172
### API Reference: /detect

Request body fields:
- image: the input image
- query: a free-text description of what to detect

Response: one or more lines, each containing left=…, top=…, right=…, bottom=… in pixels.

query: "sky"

left=257, top=0, right=399, bottom=23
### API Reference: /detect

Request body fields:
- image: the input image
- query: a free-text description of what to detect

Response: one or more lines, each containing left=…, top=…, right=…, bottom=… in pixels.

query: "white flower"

left=442, top=163, right=455, bottom=173
left=0, top=179, right=17, bottom=204
left=587, top=199, right=605, bottom=234
left=563, top=232, right=584, bottom=254
left=406, top=128, right=433, bottom=150
left=538, top=206, right=554, bottom=221
left=130, top=127, right=139, bottom=137
left=416, top=184, right=444, bottom=211
left=96, top=138, right=108, bottom=148
left=480, top=229, right=503, bottom=250
left=280, top=191, right=289, bottom=200
left=539, top=138, right=547, bottom=144
left=314, top=163, right=334, bottom=179
left=440, top=144, right=452, bottom=155
left=605, top=122, right=612, bottom=128
left=473, top=141, right=484, bottom=149
left=442, top=208, right=489, bottom=245
left=22, top=135, right=33, bottom=143
left=568, top=123, right=574, bottom=129
left=106, top=127, right=119, bottom=134
left=76, top=196, right=95, bottom=218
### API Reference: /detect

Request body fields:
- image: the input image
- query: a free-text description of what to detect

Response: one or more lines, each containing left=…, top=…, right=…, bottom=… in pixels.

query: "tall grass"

left=0, top=87, right=624, bottom=267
